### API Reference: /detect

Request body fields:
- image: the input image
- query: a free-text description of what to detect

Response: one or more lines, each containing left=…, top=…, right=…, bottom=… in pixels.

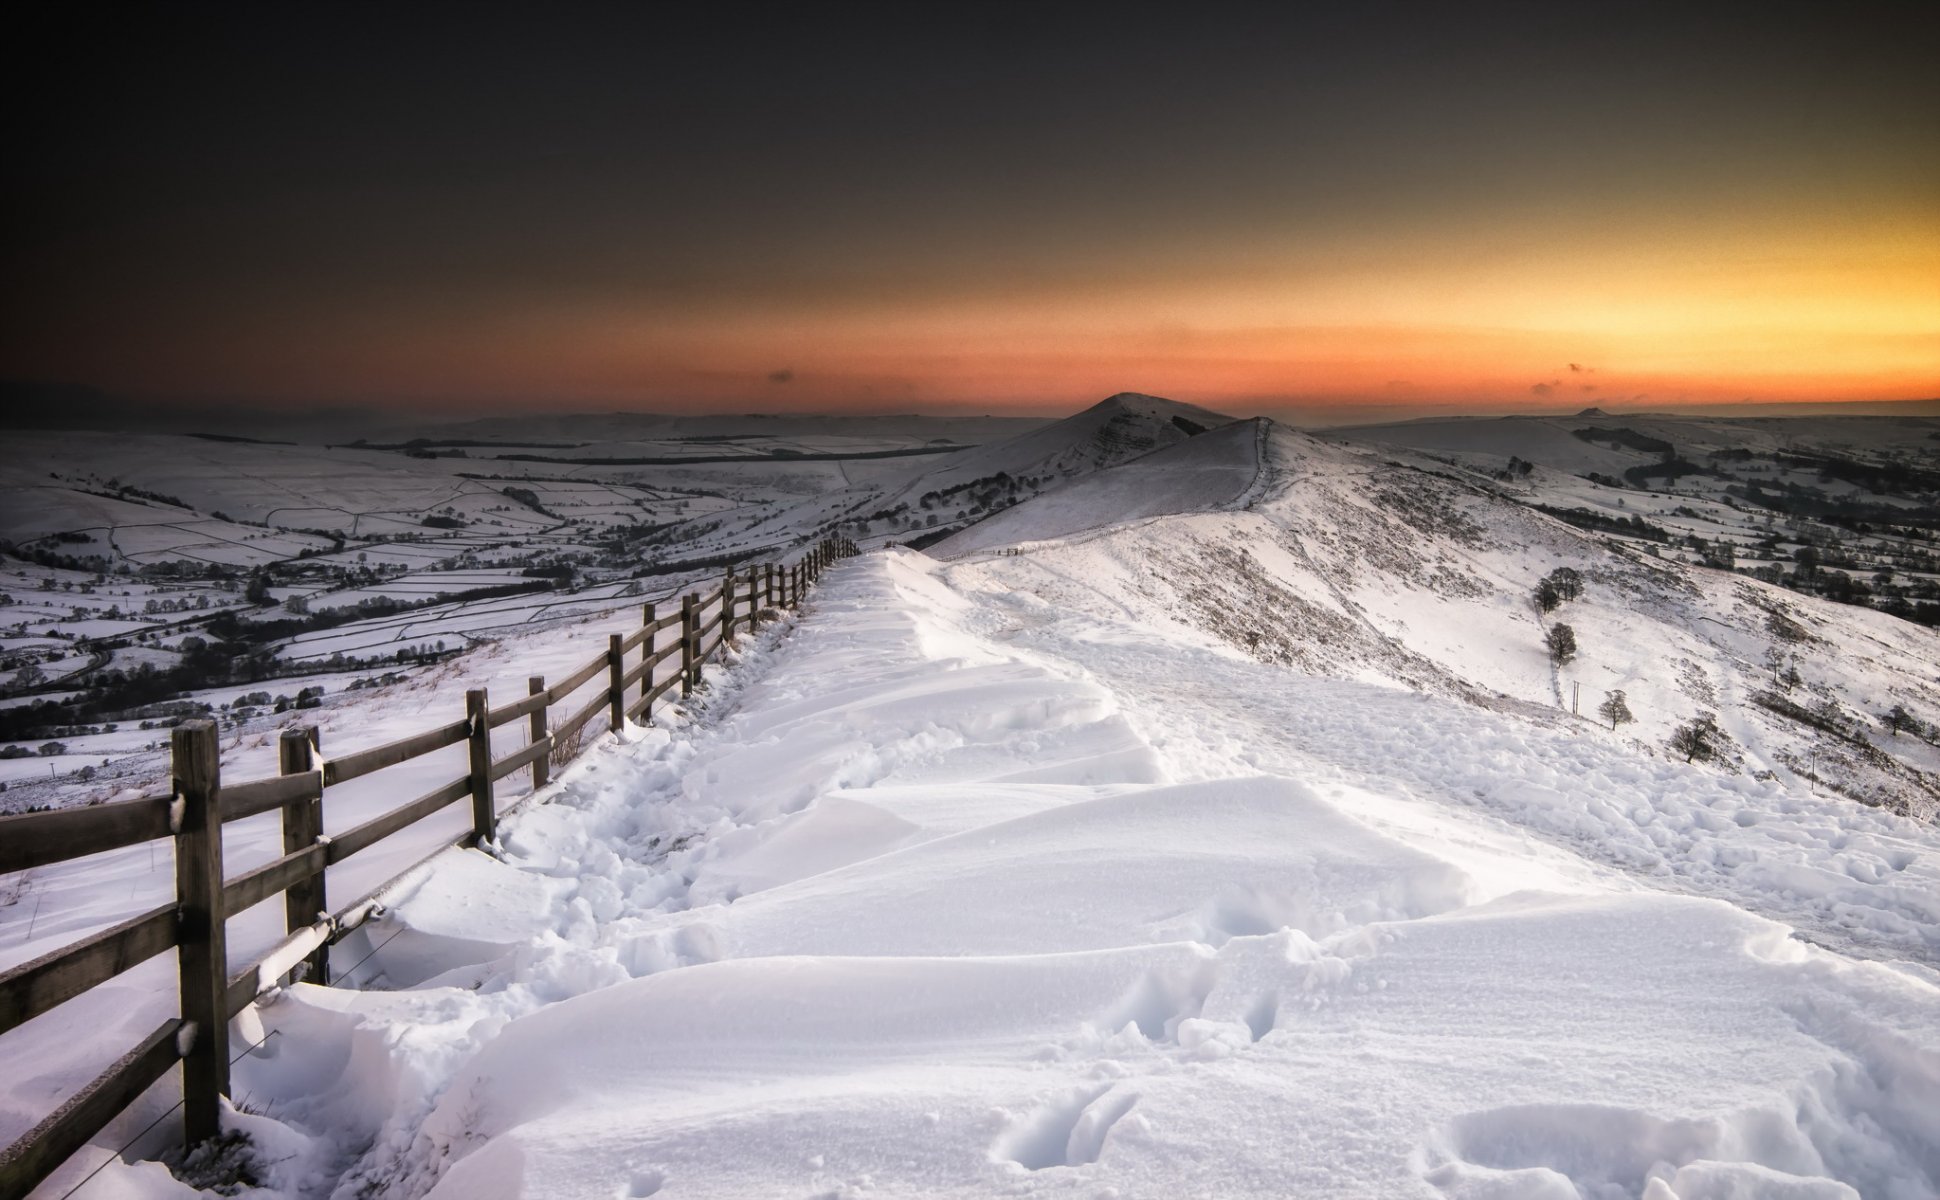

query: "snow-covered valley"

left=6, top=398, right=1940, bottom=1199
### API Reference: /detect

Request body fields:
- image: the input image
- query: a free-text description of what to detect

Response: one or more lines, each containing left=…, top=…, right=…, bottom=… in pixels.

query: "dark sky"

left=4, top=4, right=1937, bottom=418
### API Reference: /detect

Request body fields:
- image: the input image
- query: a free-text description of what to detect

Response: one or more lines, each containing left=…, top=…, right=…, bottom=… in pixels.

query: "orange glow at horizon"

left=20, top=197, right=1940, bottom=417
left=346, top=213, right=1939, bottom=413
left=9, top=7, right=1939, bottom=420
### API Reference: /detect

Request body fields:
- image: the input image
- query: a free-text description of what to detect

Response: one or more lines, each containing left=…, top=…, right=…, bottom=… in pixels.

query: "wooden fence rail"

left=0, top=538, right=858, bottom=1199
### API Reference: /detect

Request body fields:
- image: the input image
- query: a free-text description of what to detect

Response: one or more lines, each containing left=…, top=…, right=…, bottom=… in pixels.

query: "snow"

left=8, top=410, right=1940, bottom=1199
left=642, top=392, right=1239, bottom=563
left=15, top=538, right=1930, bottom=1200
left=934, top=417, right=1265, bottom=557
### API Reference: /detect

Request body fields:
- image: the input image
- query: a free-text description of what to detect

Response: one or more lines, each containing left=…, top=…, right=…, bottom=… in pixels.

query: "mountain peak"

left=1086, top=392, right=1236, bottom=425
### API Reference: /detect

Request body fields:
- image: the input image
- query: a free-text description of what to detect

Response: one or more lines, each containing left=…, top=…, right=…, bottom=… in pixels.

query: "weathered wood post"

left=527, top=675, right=549, bottom=792
left=172, top=719, right=228, bottom=1145
left=607, top=633, right=626, bottom=729
left=465, top=689, right=496, bottom=847
left=722, top=569, right=737, bottom=645
left=681, top=592, right=699, bottom=696
left=279, top=725, right=327, bottom=984
left=748, top=565, right=762, bottom=632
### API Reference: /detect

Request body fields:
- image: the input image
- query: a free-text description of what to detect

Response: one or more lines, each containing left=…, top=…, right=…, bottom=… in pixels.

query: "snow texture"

left=14, top=413, right=1940, bottom=1200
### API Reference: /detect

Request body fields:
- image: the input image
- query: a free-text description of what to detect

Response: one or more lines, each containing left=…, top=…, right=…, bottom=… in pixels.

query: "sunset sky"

left=3, top=5, right=1936, bottom=420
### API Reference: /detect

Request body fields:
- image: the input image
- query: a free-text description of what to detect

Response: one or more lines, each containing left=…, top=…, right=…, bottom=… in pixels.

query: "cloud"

left=1581, top=384, right=1598, bottom=393
left=768, top=369, right=794, bottom=384
left=1568, top=362, right=1595, bottom=373
left=1531, top=382, right=1553, bottom=397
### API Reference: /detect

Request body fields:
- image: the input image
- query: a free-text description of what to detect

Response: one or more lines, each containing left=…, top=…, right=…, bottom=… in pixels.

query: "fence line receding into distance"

left=0, top=539, right=860, bottom=1199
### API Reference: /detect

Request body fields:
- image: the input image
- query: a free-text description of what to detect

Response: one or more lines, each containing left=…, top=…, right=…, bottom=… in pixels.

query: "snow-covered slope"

left=71, top=548, right=1935, bottom=1200
left=15, top=415, right=1940, bottom=1199
left=646, top=393, right=1238, bottom=560
left=938, top=421, right=1940, bottom=820
left=936, top=415, right=1266, bottom=556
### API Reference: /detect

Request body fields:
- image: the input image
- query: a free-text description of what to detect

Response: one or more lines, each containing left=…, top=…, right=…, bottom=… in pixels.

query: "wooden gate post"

left=466, top=689, right=496, bottom=847
left=681, top=593, right=698, bottom=696
left=279, top=725, right=327, bottom=985
left=172, top=719, right=229, bottom=1146
left=607, top=633, right=626, bottom=730
left=527, top=676, right=549, bottom=792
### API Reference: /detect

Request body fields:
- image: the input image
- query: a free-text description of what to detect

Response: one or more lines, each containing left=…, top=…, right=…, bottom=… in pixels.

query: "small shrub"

left=1669, top=712, right=1720, bottom=763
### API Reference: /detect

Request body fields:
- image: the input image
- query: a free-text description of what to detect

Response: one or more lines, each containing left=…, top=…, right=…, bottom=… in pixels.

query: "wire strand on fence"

left=53, top=1029, right=283, bottom=1200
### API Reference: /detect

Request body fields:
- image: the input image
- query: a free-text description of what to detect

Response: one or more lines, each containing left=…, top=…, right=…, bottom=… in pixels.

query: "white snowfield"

left=36, top=414, right=1940, bottom=1200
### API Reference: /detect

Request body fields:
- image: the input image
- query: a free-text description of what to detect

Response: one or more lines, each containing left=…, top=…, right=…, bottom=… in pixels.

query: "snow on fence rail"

left=0, top=539, right=859, bottom=1199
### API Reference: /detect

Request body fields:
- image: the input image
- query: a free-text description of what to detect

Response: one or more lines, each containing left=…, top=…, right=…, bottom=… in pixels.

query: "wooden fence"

left=0, top=538, right=859, bottom=1199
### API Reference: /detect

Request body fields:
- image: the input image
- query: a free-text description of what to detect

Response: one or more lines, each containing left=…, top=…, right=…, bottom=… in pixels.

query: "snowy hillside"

left=46, top=545, right=1934, bottom=1200
left=939, top=420, right=1940, bottom=822
left=9, top=408, right=1940, bottom=1199
left=638, top=393, right=1238, bottom=561
left=0, top=415, right=1045, bottom=807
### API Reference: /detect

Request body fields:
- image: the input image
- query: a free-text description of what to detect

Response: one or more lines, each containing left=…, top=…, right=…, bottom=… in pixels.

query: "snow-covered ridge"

left=86, top=548, right=1939, bottom=1200
left=637, top=392, right=1240, bottom=561
left=941, top=419, right=1940, bottom=824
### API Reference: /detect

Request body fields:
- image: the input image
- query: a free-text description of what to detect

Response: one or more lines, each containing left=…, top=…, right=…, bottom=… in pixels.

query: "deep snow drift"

left=47, top=541, right=1938, bottom=1200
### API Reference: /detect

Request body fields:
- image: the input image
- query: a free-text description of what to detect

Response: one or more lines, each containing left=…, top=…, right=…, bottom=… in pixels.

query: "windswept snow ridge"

left=141, top=546, right=1940, bottom=1200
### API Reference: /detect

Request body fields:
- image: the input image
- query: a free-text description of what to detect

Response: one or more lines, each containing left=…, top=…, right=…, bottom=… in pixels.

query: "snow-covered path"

left=94, top=550, right=1940, bottom=1200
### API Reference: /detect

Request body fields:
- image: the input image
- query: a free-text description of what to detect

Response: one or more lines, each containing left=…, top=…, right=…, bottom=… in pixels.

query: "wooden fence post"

left=607, top=633, right=625, bottom=730
left=466, top=689, right=496, bottom=847
left=172, top=719, right=228, bottom=1146
left=722, top=570, right=737, bottom=644
left=527, top=676, right=549, bottom=792
left=748, top=565, right=762, bottom=632
left=279, top=725, right=327, bottom=985
left=639, top=602, right=657, bottom=723
left=681, top=593, right=698, bottom=696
